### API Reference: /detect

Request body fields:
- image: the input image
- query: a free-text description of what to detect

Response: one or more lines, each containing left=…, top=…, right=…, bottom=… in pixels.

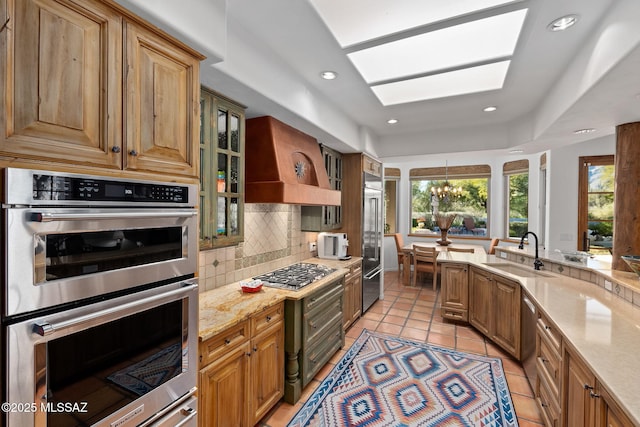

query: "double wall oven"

left=1, top=169, right=199, bottom=427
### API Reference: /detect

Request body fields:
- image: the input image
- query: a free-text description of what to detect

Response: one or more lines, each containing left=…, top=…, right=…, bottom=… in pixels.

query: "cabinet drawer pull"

left=266, top=316, right=272, bottom=322
left=589, top=391, right=600, bottom=399
left=224, top=338, right=231, bottom=345
left=584, top=384, right=594, bottom=390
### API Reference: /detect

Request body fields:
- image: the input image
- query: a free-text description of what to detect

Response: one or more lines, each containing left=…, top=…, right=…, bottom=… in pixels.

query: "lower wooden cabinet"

left=343, top=261, right=363, bottom=330
left=440, top=263, right=469, bottom=321
left=563, top=346, right=635, bottom=427
left=199, top=303, right=284, bottom=427
left=469, top=266, right=521, bottom=359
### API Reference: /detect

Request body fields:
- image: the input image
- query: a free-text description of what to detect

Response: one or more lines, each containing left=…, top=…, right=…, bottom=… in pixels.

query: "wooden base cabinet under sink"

left=199, top=303, right=284, bottom=427
left=440, top=263, right=469, bottom=322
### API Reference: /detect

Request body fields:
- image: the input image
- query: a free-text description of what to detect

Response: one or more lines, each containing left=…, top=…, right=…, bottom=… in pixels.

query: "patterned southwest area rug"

left=287, top=330, right=518, bottom=427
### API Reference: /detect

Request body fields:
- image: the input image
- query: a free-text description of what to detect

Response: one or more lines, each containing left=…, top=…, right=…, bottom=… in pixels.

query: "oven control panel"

left=32, top=174, right=189, bottom=202
left=3, top=168, right=197, bottom=206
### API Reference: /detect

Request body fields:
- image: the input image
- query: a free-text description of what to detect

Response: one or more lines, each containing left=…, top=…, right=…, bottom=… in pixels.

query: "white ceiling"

left=191, top=0, right=640, bottom=159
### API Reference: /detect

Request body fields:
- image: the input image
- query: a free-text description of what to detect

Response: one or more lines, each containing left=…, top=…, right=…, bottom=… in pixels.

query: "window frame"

left=578, top=155, right=615, bottom=253
left=503, top=159, right=529, bottom=239
left=384, top=168, right=400, bottom=234
left=409, top=165, right=491, bottom=238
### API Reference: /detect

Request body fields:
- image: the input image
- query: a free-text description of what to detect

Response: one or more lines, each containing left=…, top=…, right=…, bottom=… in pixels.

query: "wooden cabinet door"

left=565, top=350, right=597, bottom=427
left=492, top=276, right=521, bottom=359
left=351, top=270, right=362, bottom=325
left=469, top=267, right=493, bottom=336
left=124, top=20, right=200, bottom=177
left=250, top=323, right=284, bottom=425
left=2, top=0, right=122, bottom=167
left=342, top=277, right=353, bottom=330
left=199, top=343, right=250, bottom=427
left=441, top=263, right=468, bottom=311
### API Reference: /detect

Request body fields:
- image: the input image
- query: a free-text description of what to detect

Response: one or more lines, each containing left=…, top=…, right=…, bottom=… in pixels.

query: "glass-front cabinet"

left=200, top=87, right=245, bottom=248
left=301, top=145, right=342, bottom=231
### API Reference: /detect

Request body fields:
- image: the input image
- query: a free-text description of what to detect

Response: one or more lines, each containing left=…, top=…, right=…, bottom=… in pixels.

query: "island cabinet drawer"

left=301, top=320, right=343, bottom=386
left=199, top=320, right=249, bottom=368
left=441, top=307, right=468, bottom=322
left=303, top=279, right=343, bottom=313
left=537, top=313, right=561, bottom=353
left=537, top=330, right=561, bottom=397
left=536, top=370, right=561, bottom=427
left=251, top=302, right=284, bottom=335
left=303, top=298, right=343, bottom=346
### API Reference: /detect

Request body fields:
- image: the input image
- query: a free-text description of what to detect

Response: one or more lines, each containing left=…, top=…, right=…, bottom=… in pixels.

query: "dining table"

left=401, top=242, right=486, bottom=286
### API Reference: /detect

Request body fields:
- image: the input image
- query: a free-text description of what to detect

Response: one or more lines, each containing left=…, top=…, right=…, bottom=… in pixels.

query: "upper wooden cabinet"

left=123, top=20, right=201, bottom=177
left=0, top=0, right=203, bottom=178
left=301, top=145, right=343, bottom=231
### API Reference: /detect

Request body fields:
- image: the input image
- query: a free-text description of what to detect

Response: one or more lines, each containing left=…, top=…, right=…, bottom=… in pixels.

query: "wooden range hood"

left=245, top=116, right=341, bottom=206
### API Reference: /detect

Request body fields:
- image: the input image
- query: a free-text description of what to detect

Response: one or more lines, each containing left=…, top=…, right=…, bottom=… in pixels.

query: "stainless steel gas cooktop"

left=253, top=263, right=336, bottom=291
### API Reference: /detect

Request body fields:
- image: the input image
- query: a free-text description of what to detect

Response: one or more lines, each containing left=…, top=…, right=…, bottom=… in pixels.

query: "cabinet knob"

left=111, top=146, right=121, bottom=153
left=224, top=338, right=231, bottom=345
left=266, top=316, right=272, bottom=322
left=129, top=149, right=138, bottom=156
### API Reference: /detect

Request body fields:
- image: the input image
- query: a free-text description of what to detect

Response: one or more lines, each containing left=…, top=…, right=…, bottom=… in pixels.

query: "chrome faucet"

left=519, top=231, right=544, bottom=270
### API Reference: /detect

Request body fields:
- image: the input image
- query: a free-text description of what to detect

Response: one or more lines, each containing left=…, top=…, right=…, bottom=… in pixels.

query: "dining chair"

left=447, top=247, right=475, bottom=253
left=393, top=233, right=405, bottom=276
left=488, top=237, right=500, bottom=255
left=412, top=245, right=439, bottom=290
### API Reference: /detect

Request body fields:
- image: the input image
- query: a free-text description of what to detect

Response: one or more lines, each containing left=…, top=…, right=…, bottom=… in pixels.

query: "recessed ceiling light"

left=509, top=149, right=524, bottom=154
left=387, top=118, right=399, bottom=124
left=320, top=71, right=338, bottom=80
left=547, top=14, right=579, bottom=32
left=573, top=128, right=596, bottom=134
left=483, top=106, right=498, bottom=112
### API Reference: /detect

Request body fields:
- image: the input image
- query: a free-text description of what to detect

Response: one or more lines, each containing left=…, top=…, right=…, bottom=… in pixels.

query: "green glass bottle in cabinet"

left=200, top=87, right=245, bottom=248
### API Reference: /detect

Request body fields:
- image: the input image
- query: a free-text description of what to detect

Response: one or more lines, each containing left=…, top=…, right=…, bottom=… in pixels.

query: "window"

left=504, top=160, right=529, bottom=238
left=578, top=155, right=614, bottom=254
left=384, top=168, right=400, bottom=234
left=410, top=165, right=490, bottom=237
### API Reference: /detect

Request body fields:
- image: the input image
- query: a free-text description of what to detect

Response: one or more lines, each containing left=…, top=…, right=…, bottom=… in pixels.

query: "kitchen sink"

left=482, top=263, right=554, bottom=278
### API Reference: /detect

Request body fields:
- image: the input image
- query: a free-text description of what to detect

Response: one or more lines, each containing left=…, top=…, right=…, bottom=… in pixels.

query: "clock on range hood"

left=245, top=116, right=341, bottom=206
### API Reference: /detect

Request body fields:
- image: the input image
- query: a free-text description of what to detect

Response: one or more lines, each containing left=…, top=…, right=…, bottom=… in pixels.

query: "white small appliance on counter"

left=317, top=232, right=349, bottom=260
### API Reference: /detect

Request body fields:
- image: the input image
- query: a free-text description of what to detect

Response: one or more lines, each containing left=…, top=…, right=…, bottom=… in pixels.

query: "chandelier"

left=431, top=161, right=462, bottom=201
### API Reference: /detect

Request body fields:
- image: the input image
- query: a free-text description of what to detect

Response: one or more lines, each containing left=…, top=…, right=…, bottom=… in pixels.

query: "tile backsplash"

left=198, top=204, right=318, bottom=292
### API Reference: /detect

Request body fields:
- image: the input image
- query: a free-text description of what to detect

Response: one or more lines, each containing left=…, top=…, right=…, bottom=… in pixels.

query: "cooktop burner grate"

left=253, top=262, right=336, bottom=291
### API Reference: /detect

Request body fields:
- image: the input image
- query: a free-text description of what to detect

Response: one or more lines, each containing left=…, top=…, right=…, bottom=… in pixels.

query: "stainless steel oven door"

left=4, top=207, right=197, bottom=316
left=5, top=278, right=198, bottom=427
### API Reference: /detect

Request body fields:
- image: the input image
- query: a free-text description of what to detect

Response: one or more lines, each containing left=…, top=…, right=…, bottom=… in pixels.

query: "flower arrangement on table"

left=434, top=213, right=457, bottom=246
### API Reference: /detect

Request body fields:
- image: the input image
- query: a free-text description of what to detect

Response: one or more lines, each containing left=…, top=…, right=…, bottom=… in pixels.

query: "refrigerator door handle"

left=374, top=197, right=379, bottom=261
left=363, top=265, right=383, bottom=280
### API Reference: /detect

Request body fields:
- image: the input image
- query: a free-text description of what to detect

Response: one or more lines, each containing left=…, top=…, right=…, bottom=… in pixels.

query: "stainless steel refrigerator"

left=362, top=172, right=383, bottom=312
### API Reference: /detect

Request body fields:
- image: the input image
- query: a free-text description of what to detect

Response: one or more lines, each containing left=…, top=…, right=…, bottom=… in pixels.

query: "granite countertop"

left=440, top=251, right=640, bottom=425
left=199, top=257, right=362, bottom=342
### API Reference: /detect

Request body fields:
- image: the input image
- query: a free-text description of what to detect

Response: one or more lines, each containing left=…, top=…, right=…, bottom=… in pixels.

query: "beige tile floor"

left=259, top=271, right=544, bottom=427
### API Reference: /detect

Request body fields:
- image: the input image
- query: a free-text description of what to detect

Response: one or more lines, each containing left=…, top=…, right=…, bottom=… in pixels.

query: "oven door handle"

left=33, top=282, right=198, bottom=336
left=30, top=210, right=198, bottom=222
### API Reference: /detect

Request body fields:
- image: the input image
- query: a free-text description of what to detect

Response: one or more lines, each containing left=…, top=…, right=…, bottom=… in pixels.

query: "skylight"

left=371, top=61, right=511, bottom=106
left=310, top=0, right=524, bottom=48
left=347, top=9, right=527, bottom=84
left=310, top=1, right=529, bottom=106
